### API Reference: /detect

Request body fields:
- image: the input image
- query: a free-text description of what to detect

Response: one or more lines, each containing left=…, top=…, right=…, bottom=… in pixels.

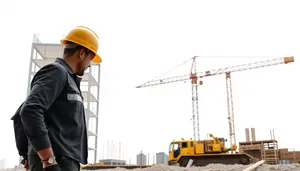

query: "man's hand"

left=23, top=160, right=28, bottom=171
left=37, top=148, right=59, bottom=169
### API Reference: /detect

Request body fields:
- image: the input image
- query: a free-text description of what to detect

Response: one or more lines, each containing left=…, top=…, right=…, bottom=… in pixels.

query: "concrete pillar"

left=251, top=128, right=256, bottom=142
left=245, top=128, right=250, bottom=142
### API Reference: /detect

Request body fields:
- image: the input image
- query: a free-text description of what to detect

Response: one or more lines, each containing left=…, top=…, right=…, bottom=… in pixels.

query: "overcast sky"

left=0, top=0, right=300, bottom=168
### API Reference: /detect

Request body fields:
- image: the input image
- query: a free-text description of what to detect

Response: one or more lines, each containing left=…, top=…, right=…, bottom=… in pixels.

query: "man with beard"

left=20, top=26, right=102, bottom=171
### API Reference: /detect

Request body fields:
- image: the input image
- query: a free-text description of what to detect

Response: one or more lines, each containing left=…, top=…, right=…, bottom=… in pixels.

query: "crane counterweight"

left=284, top=56, right=294, bottom=63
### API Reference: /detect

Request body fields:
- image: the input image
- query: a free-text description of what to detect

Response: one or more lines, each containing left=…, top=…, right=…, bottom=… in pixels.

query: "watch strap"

left=41, top=156, right=56, bottom=163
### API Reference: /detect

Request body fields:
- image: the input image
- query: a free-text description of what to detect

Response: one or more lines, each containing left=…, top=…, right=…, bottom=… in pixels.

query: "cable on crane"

left=146, top=57, right=194, bottom=83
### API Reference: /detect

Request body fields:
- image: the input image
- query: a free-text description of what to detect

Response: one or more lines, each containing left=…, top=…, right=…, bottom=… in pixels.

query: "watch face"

left=48, top=157, right=55, bottom=164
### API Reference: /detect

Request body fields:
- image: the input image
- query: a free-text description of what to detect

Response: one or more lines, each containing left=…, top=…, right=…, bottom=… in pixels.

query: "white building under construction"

left=25, top=34, right=101, bottom=164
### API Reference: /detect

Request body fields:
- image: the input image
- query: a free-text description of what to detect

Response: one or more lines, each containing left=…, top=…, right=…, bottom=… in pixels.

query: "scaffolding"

left=239, top=140, right=278, bottom=165
left=26, top=34, right=101, bottom=164
left=261, top=140, right=278, bottom=165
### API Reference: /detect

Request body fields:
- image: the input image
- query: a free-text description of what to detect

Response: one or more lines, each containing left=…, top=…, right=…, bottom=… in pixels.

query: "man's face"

left=77, top=48, right=95, bottom=76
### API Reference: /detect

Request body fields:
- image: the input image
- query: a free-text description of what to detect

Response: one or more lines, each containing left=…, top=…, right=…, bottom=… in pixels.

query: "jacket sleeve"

left=20, top=63, right=67, bottom=152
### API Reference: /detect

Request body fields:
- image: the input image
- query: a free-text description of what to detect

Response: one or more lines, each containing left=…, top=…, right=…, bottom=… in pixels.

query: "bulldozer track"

left=178, top=154, right=252, bottom=167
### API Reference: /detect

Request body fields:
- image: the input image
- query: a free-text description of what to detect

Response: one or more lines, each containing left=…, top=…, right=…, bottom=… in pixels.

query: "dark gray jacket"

left=20, top=58, right=88, bottom=164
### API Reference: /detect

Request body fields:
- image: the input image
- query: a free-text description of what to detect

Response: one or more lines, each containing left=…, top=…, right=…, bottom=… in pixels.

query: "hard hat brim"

left=92, top=54, right=102, bottom=63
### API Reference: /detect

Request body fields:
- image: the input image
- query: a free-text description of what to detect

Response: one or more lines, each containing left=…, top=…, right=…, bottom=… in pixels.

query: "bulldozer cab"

left=169, top=142, right=180, bottom=159
left=169, top=140, right=195, bottom=163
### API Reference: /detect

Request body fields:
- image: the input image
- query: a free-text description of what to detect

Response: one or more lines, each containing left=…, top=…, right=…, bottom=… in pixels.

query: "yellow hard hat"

left=61, top=26, right=102, bottom=63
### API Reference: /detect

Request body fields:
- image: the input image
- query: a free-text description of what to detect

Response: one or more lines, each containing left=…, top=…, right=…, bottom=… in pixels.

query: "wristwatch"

left=41, top=156, right=56, bottom=164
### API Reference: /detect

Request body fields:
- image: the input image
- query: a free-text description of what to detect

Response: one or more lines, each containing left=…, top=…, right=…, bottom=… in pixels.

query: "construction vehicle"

left=168, top=133, right=253, bottom=167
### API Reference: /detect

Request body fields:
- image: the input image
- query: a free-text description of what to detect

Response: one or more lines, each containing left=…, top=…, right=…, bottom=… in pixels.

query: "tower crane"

left=136, top=56, right=294, bottom=146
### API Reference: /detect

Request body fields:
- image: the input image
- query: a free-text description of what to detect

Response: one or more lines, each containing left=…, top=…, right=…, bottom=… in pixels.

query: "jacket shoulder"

left=41, top=61, right=67, bottom=73
left=30, top=61, right=69, bottom=88
left=34, top=61, right=69, bottom=79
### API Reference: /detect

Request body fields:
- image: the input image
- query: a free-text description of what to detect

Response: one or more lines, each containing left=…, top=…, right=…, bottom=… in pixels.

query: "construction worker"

left=20, top=26, right=102, bottom=171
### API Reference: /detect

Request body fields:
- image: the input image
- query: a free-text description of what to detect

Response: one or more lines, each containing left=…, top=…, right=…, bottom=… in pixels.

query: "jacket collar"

left=55, top=58, right=75, bottom=75
left=55, top=58, right=82, bottom=87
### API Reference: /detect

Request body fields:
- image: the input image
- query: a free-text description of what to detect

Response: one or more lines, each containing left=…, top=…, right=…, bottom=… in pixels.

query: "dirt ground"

left=84, top=163, right=300, bottom=171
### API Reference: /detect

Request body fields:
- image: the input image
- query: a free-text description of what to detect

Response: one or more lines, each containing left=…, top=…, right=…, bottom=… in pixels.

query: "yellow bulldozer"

left=168, top=134, right=253, bottom=167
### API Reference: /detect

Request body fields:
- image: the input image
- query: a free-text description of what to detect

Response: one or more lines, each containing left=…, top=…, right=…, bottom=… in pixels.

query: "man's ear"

left=78, top=48, right=86, bottom=60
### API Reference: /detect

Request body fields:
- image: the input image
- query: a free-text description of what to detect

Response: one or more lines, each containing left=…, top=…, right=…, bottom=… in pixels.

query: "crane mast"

left=190, top=56, right=201, bottom=140
left=226, top=72, right=236, bottom=151
left=136, top=56, right=294, bottom=144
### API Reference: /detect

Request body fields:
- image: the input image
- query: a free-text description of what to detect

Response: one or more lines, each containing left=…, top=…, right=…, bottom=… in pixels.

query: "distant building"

left=136, top=153, right=147, bottom=165
left=0, top=158, right=6, bottom=169
left=156, top=152, right=168, bottom=165
left=99, top=159, right=126, bottom=165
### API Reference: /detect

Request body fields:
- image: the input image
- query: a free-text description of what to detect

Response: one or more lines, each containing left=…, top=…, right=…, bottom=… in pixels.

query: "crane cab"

left=168, top=139, right=196, bottom=165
